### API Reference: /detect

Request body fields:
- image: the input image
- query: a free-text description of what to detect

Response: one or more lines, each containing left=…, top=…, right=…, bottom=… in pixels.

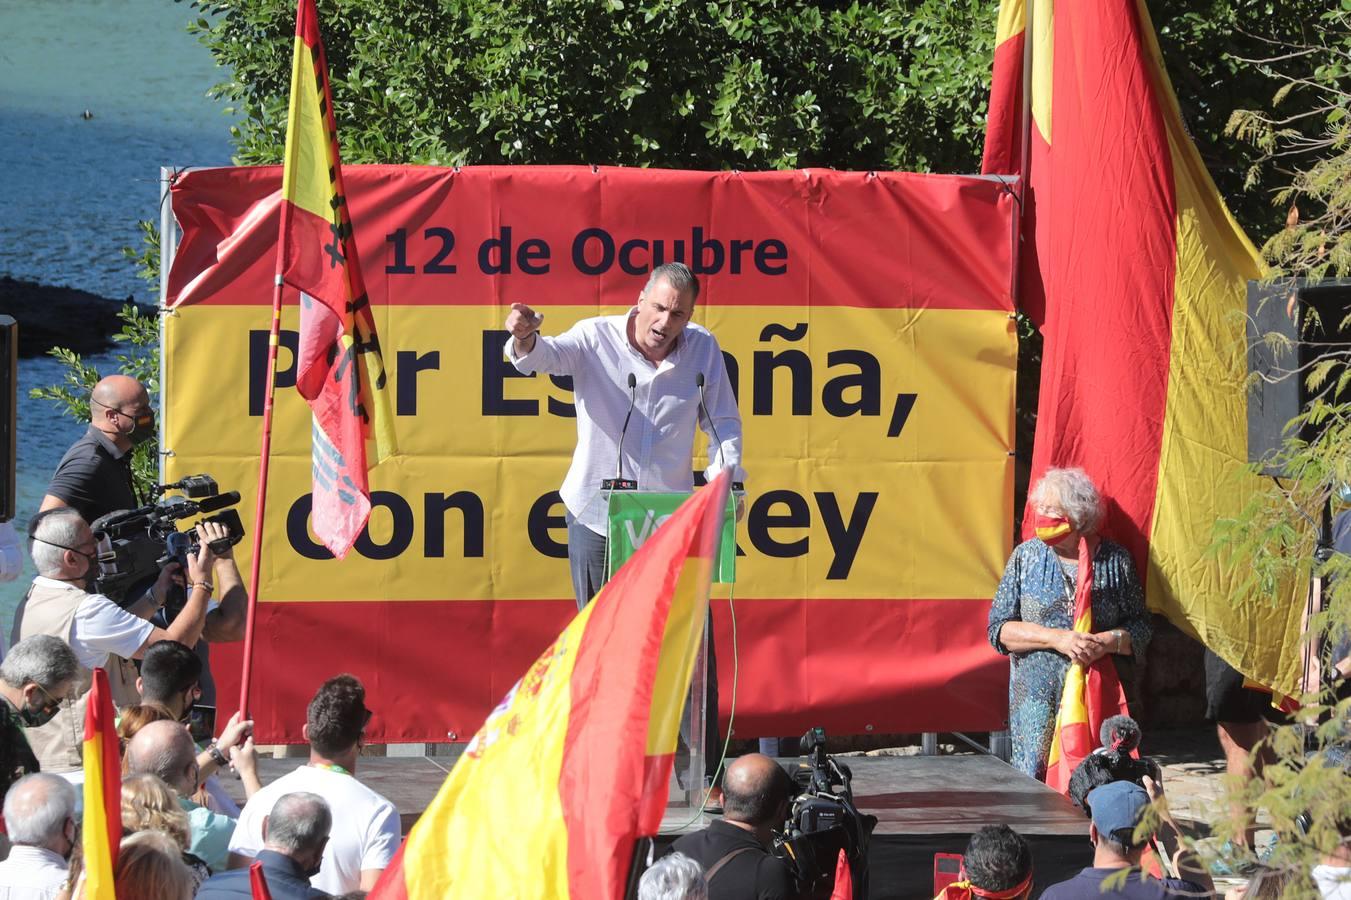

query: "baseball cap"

left=1087, top=780, right=1150, bottom=847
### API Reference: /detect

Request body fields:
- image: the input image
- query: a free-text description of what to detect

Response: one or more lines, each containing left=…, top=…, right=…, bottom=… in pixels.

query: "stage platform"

left=229, top=752, right=1093, bottom=898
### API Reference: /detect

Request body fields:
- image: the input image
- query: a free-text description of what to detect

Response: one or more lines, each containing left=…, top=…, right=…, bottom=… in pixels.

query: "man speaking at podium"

left=504, top=261, right=744, bottom=609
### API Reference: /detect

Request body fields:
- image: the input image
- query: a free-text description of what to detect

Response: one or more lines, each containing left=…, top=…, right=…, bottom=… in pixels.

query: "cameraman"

left=11, top=508, right=217, bottom=772
left=670, top=753, right=804, bottom=900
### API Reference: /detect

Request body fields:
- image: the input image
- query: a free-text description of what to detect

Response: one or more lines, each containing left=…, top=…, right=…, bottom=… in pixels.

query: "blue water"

left=0, top=0, right=235, bottom=628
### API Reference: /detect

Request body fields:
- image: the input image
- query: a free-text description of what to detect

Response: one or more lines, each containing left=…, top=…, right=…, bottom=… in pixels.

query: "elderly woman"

left=988, top=467, right=1151, bottom=780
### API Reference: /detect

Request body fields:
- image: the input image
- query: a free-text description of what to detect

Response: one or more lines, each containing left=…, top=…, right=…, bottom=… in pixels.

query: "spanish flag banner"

left=279, top=0, right=396, bottom=558
left=369, top=472, right=733, bottom=899
left=982, top=0, right=1303, bottom=696
left=82, top=668, right=121, bottom=900
left=1044, top=537, right=1129, bottom=794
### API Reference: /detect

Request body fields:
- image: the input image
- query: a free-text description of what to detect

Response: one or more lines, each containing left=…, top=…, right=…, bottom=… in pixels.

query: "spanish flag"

left=982, top=1, right=1303, bottom=697
left=369, top=472, right=733, bottom=899
left=279, top=0, right=397, bottom=558
left=1044, top=537, right=1129, bottom=793
left=82, top=668, right=121, bottom=900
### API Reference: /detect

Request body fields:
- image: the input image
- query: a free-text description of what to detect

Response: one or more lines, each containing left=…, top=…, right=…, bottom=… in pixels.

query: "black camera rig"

left=775, top=727, right=877, bottom=900
left=90, top=474, right=244, bottom=610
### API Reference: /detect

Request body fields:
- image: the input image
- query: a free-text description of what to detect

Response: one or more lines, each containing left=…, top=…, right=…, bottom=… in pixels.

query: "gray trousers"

left=567, top=513, right=722, bottom=781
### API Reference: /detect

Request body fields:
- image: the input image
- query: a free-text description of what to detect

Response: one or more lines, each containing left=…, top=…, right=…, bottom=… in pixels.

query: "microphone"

left=602, top=373, right=638, bottom=492
left=193, top=491, right=243, bottom=514
left=697, top=372, right=743, bottom=491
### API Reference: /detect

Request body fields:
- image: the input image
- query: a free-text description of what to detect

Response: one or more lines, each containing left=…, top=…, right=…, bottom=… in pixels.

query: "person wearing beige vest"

left=12, top=508, right=218, bottom=772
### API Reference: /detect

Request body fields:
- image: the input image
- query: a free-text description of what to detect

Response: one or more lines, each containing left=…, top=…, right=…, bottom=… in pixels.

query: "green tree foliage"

left=1208, top=8, right=1351, bottom=891
left=187, top=0, right=1327, bottom=237
left=28, top=305, right=162, bottom=498
left=190, top=0, right=998, bottom=173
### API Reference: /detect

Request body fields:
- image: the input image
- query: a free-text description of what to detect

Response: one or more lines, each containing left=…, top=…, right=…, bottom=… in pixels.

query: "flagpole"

left=238, top=200, right=294, bottom=719
left=1012, top=0, right=1034, bottom=313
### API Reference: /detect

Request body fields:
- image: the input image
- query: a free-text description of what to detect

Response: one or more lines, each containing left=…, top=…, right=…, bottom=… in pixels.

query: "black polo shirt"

left=45, top=426, right=138, bottom=523
left=670, top=819, right=799, bottom=900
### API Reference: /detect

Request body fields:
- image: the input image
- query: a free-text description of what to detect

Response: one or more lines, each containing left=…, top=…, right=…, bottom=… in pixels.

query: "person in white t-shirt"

left=229, top=675, right=399, bottom=895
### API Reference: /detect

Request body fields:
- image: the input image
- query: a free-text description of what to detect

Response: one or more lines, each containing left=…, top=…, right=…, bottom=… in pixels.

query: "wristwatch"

left=207, top=742, right=229, bottom=768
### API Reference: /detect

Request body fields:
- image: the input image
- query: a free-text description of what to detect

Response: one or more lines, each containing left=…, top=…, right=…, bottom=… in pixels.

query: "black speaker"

left=1247, top=279, right=1351, bottom=476
left=0, top=315, right=15, bottom=521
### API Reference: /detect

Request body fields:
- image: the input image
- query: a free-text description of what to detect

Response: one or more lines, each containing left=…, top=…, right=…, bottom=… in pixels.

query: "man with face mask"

left=0, top=774, right=78, bottom=897
left=11, top=508, right=215, bottom=772
left=40, top=374, right=153, bottom=523
left=0, top=637, right=79, bottom=799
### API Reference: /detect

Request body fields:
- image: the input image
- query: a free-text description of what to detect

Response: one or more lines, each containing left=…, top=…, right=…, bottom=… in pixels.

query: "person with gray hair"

left=0, top=636, right=80, bottom=798
left=639, top=852, right=709, bottom=900
left=987, top=467, right=1151, bottom=781
left=12, top=506, right=217, bottom=773
left=126, top=719, right=237, bottom=875
left=0, top=773, right=78, bottom=898
left=197, top=792, right=333, bottom=900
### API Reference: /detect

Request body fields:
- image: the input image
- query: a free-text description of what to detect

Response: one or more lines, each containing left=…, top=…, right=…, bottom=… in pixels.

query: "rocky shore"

left=0, top=276, right=153, bottom=358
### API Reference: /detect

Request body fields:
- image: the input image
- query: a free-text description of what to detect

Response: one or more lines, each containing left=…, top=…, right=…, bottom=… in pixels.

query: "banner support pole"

left=238, top=224, right=292, bottom=718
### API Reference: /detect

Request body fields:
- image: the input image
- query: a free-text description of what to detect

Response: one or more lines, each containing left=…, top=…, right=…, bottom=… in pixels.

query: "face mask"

left=18, top=687, right=61, bottom=728
left=304, top=858, right=323, bottom=879
left=1031, top=511, right=1074, bottom=545
left=124, top=409, right=156, bottom=447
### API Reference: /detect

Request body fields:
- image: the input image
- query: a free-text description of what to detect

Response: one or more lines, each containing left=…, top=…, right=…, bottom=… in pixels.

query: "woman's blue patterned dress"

left=987, top=537, right=1151, bottom=780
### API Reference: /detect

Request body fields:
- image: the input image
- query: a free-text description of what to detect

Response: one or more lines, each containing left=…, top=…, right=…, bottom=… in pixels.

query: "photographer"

left=670, top=753, right=803, bottom=900
left=11, top=508, right=216, bottom=772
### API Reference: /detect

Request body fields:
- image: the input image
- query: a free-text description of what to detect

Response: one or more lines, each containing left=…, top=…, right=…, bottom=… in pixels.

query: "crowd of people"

left=0, top=318, right=1341, bottom=898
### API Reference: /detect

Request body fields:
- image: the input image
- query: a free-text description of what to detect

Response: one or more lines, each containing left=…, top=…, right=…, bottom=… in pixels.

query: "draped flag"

left=1044, top=536, right=1129, bottom=793
left=369, top=472, right=733, bottom=899
left=981, top=0, right=1303, bottom=696
left=279, top=0, right=396, bottom=558
left=82, top=668, right=121, bottom=900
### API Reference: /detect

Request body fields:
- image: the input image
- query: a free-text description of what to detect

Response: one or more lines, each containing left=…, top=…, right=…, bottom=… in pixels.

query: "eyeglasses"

left=32, top=537, right=98, bottom=562
left=33, top=683, right=63, bottom=714
left=91, top=398, right=153, bottom=424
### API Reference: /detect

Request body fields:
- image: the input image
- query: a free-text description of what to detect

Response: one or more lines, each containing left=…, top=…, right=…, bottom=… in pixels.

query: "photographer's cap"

left=1087, top=781, right=1149, bottom=847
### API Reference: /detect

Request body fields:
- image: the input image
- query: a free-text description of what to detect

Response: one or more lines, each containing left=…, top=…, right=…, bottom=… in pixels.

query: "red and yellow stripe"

left=82, top=668, right=121, bottom=900
left=985, top=0, right=1299, bottom=697
left=282, top=0, right=395, bottom=464
left=369, top=473, right=732, bottom=899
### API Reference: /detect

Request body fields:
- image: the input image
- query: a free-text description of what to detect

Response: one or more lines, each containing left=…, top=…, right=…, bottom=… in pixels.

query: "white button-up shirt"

left=506, top=309, right=744, bottom=534
left=0, top=845, right=70, bottom=899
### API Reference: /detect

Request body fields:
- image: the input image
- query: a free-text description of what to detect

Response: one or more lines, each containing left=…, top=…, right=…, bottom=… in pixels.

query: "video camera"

left=774, top=727, right=877, bottom=900
left=1067, top=715, right=1163, bottom=814
left=91, top=474, right=244, bottom=611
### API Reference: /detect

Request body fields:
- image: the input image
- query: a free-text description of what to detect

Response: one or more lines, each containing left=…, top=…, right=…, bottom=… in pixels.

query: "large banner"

left=164, top=165, right=1017, bottom=743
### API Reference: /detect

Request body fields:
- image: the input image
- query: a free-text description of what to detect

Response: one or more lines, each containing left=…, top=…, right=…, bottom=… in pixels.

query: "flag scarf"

left=369, top=472, right=733, bottom=899
left=1044, top=536, right=1129, bottom=793
left=981, top=0, right=1303, bottom=696
left=936, top=869, right=1033, bottom=900
left=280, top=0, right=396, bottom=558
left=82, top=668, right=121, bottom=900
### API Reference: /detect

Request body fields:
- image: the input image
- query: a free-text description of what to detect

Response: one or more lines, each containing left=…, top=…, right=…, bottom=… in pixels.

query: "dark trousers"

left=567, top=513, right=722, bottom=781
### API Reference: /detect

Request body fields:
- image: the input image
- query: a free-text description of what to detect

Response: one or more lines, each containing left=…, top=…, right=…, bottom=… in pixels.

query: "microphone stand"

left=603, top=372, right=638, bottom=492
